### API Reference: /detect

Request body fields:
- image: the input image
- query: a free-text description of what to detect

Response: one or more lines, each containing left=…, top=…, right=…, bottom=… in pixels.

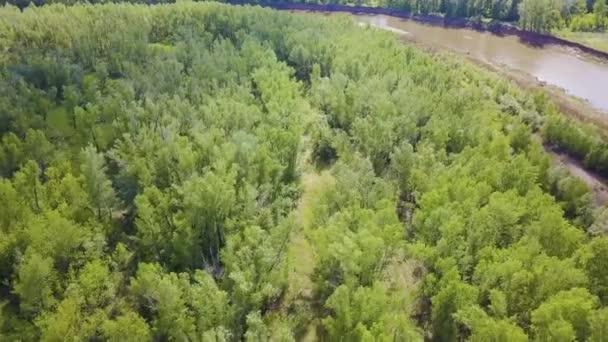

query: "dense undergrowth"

left=1, top=3, right=608, bottom=341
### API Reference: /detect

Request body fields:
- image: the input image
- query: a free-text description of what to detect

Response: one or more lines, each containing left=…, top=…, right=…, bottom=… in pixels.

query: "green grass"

left=554, top=30, right=608, bottom=54
left=269, top=170, right=333, bottom=341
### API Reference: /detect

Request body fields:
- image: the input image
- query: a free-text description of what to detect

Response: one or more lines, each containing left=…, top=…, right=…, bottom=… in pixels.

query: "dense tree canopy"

left=0, top=2, right=607, bottom=341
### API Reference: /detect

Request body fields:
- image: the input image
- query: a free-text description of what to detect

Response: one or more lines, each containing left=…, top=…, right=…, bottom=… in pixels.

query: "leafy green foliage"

left=0, top=2, right=606, bottom=341
left=323, top=282, right=421, bottom=341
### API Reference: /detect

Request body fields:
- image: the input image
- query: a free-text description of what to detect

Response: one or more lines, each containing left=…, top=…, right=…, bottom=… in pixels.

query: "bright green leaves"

left=0, top=132, right=24, bottom=177
left=14, top=212, right=105, bottom=319
left=37, top=297, right=82, bottom=342
left=589, top=308, right=608, bottom=342
left=323, top=283, right=422, bottom=342
left=130, top=263, right=197, bottom=340
left=101, top=311, right=151, bottom=342
left=474, top=242, right=588, bottom=324
left=81, top=145, right=116, bottom=219
left=34, top=260, right=146, bottom=341
left=429, top=259, right=479, bottom=341
left=389, top=141, right=415, bottom=193
left=81, top=145, right=118, bottom=221
left=518, top=0, right=564, bottom=32
left=244, top=311, right=294, bottom=342
left=311, top=202, right=402, bottom=298
left=543, top=114, right=608, bottom=177
left=130, top=263, right=231, bottom=340
left=0, top=179, right=27, bottom=232
left=25, top=211, right=91, bottom=270
left=22, top=129, right=54, bottom=169
left=13, top=161, right=43, bottom=213
left=455, top=306, right=528, bottom=342
left=134, top=170, right=238, bottom=270
left=178, top=170, right=237, bottom=268
left=299, top=155, right=418, bottom=340
left=134, top=186, right=176, bottom=264
left=577, top=237, right=608, bottom=305
left=186, top=271, right=232, bottom=333
left=13, top=253, right=57, bottom=316
left=531, top=288, right=599, bottom=341
left=252, top=63, right=304, bottom=123
left=76, top=260, right=115, bottom=309
left=222, top=221, right=292, bottom=332
left=43, top=166, right=90, bottom=222
left=469, top=191, right=526, bottom=251
left=527, top=209, right=585, bottom=259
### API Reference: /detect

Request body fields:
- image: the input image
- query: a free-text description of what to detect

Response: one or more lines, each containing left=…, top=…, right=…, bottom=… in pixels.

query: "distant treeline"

left=4, top=0, right=607, bottom=34
left=0, top=0, right=172, bottom=8
left=222, top=0, right=606, bottom=33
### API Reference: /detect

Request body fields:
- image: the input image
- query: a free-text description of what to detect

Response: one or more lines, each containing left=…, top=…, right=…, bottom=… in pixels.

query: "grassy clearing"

left=268, top=168, right=336, bottom=340
left=554, top=30, right=608, bottom=54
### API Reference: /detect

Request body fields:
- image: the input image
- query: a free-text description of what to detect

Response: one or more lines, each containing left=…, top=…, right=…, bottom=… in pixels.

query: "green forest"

left=4, top=0, right=608, bottom=34
left=234, top=0, right=608, bottom=34
left=1, top=2, right=608, bottom=341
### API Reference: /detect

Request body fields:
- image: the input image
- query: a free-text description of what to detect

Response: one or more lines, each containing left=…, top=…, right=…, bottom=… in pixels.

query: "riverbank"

left=289, top=8, right=608, bottom=205
left=346, top=13, right=608, bottom=135
left=223, top=1, right=608, bottom=62
left=469, top=54, right=608, bottom=138
left=361, top=15, right=608, bottom=204
left=555, top=30, right=608, bottom=55
left=549, top=150, right=608, bottom=206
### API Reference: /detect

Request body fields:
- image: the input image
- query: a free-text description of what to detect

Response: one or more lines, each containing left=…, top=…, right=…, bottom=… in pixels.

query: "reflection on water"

left=356, top=15, right=608, bottom=112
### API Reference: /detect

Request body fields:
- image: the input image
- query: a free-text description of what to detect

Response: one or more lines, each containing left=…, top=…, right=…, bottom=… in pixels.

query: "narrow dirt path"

left=286, top=173, right=320, bottom=300
left=282, top=169, right=334, bottom=341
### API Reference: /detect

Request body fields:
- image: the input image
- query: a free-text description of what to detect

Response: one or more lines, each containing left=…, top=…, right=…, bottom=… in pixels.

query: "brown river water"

left=352, top=15, right=608, bottom=113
